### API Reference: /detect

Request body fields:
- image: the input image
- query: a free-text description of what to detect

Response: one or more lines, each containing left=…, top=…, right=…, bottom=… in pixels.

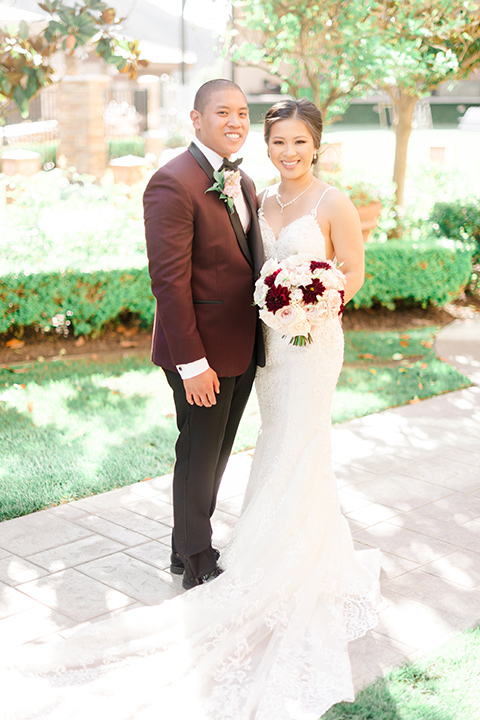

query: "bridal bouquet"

left=254, top=254, right=346, bottom=346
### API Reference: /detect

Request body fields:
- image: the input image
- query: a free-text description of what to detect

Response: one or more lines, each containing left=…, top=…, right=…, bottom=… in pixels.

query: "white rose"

left=254, top=279, right=268, bottom=305
left=324, top=289, right=342, bottom=315
left=259, top=258, right=279, bottom=278
left=291, top=287, right=304, bottom=303
left=289, top=316, right=311, bottom=338
left=321, top=269, right=339, bottom=289
left=275, top=270, right=290, bottom=287
left=259, top=307, right=283, bottom=331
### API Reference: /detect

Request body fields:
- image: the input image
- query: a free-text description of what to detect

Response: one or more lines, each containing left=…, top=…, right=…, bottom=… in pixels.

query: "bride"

left=2, top=99, right=381, bottom=720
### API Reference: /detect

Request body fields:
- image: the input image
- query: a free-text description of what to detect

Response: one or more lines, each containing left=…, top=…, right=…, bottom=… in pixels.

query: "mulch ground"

left=1, top=298, right=479, bottom=368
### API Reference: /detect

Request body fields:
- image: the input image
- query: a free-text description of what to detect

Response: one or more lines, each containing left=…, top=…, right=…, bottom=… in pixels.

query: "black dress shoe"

left=182, top=566, right=223, bottom=590
left=170, top=548, right=220, bottom=575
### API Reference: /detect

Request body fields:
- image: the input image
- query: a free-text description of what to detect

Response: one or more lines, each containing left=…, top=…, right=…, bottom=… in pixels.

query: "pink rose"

left=304, top=304, right=321, bottom=321
left=223, top=170, right=242, bottom=199
left=324, top=289, right=342, bottom=315
left=313, top=300, right=329, bottom=321
left=276, top=305, right=300, bottom=326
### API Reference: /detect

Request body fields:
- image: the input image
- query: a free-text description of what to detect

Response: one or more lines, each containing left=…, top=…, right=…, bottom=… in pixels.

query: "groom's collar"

left=191, top=138, right=241, bottom=172
left=191, top=138, right=223, bottom=171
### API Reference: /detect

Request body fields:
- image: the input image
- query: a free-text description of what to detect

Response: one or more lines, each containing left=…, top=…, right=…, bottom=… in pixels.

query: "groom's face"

left=191, top=88, right=249, bottom=158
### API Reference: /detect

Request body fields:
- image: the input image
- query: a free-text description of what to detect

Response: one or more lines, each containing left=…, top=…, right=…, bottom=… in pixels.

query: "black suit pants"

left=164, top=355, right=256, bottom=580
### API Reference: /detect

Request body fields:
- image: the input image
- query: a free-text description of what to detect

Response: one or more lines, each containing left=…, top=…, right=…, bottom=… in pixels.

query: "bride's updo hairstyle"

left=264, top=98, right=323, bottom=164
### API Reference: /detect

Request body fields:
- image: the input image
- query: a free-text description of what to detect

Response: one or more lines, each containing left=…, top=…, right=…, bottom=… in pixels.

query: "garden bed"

left=1, top=299, right=478, bottom=368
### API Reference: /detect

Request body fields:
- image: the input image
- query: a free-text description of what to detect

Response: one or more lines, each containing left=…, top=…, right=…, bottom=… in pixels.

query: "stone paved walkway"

left=0, top=318, right=479, bottom=695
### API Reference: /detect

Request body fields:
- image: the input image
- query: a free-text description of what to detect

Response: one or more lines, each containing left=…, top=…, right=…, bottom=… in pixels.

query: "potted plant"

left=322, top=175, right=383, bottom=241
left=344, top=182, right=383, bottom=242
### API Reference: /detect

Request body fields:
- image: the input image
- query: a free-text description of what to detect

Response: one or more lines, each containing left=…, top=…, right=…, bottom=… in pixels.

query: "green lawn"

left=324, top=625, right=480, bottom=720
left=0, top=326, right=471, bottom=522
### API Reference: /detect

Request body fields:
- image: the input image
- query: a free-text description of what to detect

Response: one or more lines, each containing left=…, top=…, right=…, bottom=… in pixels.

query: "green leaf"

left=85, top=0, right=108, bottom=9
left=57, top=8, right=74, bottom=25
left=19, top=20, right=29, bottom=41
left=0, top=76, right=11, bottom=94
left=12, top=85, right=30, bottom=117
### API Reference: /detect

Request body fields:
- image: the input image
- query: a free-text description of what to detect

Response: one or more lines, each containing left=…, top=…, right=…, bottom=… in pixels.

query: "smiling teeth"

left=226, top=133, right=240, bottom=138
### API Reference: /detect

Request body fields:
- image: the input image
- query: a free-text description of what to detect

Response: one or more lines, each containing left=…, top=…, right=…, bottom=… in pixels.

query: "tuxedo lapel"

left=188, top=142, right=214, bottom=181
left=188, top=143, right=253, bottom=267
left=241, top=177, right=264, bottom=277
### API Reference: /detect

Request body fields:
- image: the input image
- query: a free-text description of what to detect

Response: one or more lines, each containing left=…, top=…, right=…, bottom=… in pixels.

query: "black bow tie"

left=221, top=157, right=243, bottom=172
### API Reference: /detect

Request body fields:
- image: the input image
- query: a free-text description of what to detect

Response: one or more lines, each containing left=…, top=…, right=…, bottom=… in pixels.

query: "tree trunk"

left=392, top=92, right=418, bottom=207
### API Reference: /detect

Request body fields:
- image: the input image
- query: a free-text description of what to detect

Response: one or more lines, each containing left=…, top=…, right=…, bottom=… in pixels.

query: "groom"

left=143, top=79, right=264, bottom=590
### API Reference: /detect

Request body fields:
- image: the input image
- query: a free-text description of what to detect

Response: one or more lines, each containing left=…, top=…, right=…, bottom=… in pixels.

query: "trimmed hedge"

left=0, top=268, right=155, bottom=337
left=108, top=137, right=145, bottom=159
left=429, top=201, right=480, bottom=263
left=0, top=238, right=473, bottom=337
left=352, top=238, right=473, bottom=310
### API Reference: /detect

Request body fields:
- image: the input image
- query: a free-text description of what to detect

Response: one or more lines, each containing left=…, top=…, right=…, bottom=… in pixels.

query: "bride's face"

left=267, top=118, right=316, bottom=179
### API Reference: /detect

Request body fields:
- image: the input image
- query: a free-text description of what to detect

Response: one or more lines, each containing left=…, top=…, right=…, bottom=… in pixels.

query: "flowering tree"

left=229, top=0, right=480, bottom=206
left=0, top=0, right=147, bottom=119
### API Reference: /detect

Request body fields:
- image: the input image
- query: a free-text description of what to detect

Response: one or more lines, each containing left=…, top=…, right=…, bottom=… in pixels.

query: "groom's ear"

left=190, top=109, right=201, bottom=130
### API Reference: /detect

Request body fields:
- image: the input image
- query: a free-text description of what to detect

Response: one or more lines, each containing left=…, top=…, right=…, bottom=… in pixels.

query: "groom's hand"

left=183, top=368, right=220, bottom=407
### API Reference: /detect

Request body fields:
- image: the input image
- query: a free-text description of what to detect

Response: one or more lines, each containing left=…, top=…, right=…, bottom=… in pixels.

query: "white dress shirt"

left=176, top=138, right=251, bottom=380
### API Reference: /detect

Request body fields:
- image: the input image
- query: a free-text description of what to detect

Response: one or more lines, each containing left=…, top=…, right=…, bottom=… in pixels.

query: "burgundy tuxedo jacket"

left=143, top=144, right=265, bottom=377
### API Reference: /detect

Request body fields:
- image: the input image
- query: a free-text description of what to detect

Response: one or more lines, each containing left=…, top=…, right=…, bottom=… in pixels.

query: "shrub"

left=0, top=239, right=473, bottom=337
left=107, top=137, right=145, bottom=159
left=0, top=268, right=155, bottom=336
left=2, top=140, right=58, bottom=167
left=429, top=200, right=480, bottom=260
left=352, top=238, right=474, bottom=310
left=164, top=131, right=189, bottom=149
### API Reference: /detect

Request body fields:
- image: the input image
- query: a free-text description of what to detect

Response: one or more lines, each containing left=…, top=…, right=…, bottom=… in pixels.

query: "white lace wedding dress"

left=2, top=195, right=381, bottom=720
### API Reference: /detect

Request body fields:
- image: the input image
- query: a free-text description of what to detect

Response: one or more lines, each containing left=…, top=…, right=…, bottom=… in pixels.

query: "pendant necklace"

left=275, top=178, right=315, bottom=214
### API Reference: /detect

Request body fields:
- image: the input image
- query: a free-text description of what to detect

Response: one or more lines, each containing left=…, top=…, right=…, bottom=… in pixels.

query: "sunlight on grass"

left=324, top=626, right=480, bottom=720
left=0, top=327, right=471, bottom=521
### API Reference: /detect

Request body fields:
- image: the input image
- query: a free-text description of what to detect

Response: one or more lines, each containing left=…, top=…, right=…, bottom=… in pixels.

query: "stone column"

left=56, top=75, right=109, bottom=178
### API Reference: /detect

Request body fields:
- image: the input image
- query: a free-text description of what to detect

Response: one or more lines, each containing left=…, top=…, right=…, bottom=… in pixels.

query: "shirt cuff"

left=176, top=357, right=210, bottom=379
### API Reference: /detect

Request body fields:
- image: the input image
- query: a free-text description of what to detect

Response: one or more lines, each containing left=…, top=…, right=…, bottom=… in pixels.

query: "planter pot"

left=356, top=201, right=382, bottom=242
left=110, top=154, right=150, bottom=186
left=1, top=149, right=41, bottom=177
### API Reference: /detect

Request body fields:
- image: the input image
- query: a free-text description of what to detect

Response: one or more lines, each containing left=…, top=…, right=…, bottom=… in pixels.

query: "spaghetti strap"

left=311, top=186, right=334, bottom=215
left=259, top=186, right=271, bottom=214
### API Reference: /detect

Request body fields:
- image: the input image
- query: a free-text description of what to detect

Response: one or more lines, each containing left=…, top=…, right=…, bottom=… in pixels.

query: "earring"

left=313, top=152, right=318, bottom=163
left=267, top=149, right=270, bottom=158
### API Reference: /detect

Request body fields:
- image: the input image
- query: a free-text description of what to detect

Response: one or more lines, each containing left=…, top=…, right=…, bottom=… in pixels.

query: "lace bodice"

left=258, top=185, right=332, bottom=261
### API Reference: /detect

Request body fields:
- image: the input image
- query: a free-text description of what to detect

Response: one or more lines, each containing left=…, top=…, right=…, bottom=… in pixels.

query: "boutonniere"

left=205, top=169, right=242, bottom=214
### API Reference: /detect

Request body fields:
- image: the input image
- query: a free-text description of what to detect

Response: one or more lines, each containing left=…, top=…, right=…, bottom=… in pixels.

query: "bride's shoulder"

left=257, top=183, right=279, bottom=208
left=320, top=183, right=356, bottom=213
